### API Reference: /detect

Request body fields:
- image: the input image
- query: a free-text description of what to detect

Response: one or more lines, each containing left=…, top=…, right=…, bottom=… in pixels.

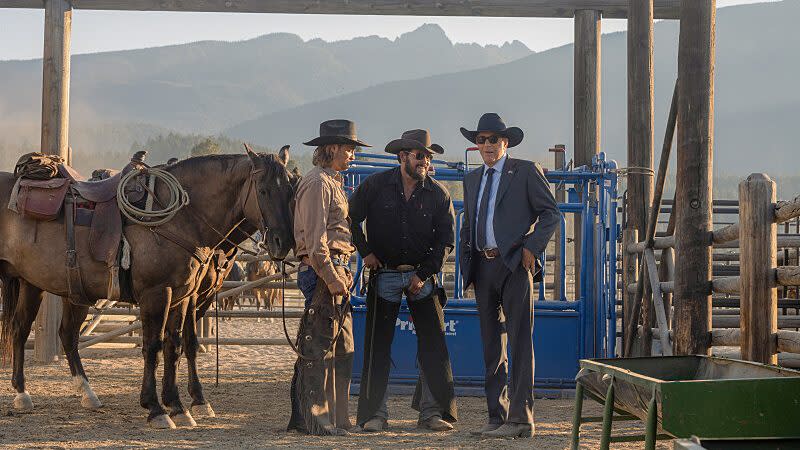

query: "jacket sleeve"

left=523, top=162, right=561, bottom=255
left=348, top=178, right=372, bottom=259
left=296, top=178, right=341, bottom=288
left=416, top=190, right=455, bottom=281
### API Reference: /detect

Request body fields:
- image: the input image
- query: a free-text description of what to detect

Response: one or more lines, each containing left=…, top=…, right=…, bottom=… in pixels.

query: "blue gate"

left=342, top=150, right=618, bottom=392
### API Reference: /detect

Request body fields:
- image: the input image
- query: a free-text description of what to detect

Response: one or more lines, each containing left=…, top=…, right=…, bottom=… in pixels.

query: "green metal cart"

left=571, top=356, right=800, bottom=450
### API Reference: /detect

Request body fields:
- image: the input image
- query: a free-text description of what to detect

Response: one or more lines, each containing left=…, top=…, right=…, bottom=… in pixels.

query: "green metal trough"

left=570, top=356, right=800, bottom=450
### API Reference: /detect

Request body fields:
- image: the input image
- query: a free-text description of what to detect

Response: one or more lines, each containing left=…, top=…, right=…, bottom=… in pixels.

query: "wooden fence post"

left=574, top=9, right=601, bottom=300
left=673, top=0, right=715, bottom=355
left=739, top=173, right=777, bottom=364
left=35, top=0, right=72, bottom=363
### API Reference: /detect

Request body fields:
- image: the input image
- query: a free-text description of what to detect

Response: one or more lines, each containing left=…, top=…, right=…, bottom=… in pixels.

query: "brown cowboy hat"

left=385, top=129, right=444, bottom=155
left=460, top=112, right=524, bottom=148
left=303, top=119, right=371, bottom=147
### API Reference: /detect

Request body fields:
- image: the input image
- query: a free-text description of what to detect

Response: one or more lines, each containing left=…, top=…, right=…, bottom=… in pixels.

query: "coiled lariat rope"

left=117, top=167, right=190, bottom=226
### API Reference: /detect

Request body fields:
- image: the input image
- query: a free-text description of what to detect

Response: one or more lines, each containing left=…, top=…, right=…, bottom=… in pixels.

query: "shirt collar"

left=389, top=166, right=432, bottom=191
left=484, top=154, right=508, bottom=175
left=319, top=165, right=343, bottom=183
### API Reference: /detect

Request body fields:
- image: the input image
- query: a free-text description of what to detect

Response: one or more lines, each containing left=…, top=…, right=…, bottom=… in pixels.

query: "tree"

left=190, top=137, right=220, bottom=157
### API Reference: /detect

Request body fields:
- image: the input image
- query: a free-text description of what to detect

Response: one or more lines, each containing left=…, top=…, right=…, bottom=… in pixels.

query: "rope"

left=117, top=167, right=189, bottom=226
left=613, top=166, right=656, bottom=178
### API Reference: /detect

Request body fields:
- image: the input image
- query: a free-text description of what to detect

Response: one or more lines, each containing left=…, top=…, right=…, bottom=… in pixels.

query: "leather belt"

left=383, top=264, right=416, bottom=272
left=478, top=248, right=500, bottom=259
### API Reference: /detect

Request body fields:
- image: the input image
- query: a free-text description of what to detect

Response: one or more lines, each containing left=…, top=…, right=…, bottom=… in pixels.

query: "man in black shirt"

left=350, top=129, right=457, bottom=433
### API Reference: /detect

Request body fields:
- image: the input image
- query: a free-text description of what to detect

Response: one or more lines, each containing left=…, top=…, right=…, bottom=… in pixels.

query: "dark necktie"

left=476, top=167, right=495, bottom=250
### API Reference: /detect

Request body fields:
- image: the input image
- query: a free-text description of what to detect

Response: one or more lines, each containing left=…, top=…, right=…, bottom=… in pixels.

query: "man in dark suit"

left=459, top=113, right=560, bottom=438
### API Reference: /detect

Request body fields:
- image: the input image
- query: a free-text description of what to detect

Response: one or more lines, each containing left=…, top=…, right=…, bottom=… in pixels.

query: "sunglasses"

left=403, top=151, right=432, bottom=161
left=476, top=135, right=503, bottom=145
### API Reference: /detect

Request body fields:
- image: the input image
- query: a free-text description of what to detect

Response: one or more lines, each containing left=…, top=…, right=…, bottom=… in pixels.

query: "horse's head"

left=244, top=146, right=295, bottom=261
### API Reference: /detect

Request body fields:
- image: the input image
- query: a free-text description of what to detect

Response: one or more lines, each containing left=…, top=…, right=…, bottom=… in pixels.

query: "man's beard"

left=404, top=159, right=425, bottom=181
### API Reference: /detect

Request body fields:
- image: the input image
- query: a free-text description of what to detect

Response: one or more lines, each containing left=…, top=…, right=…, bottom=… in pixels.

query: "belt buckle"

left=481, top=248, right=496, bottom=260
left=396, top=264, right=415, bottom=272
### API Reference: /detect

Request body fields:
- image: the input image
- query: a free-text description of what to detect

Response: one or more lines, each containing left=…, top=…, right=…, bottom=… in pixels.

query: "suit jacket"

left=459, top=157, right=560, bottom=289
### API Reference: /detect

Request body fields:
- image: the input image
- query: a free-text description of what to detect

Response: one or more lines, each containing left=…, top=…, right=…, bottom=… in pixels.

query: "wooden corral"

left=0, top=0, right=719, bottom=365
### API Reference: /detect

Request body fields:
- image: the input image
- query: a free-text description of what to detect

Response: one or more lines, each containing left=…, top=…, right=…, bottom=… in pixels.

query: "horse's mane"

left=166, top=153, right=287, bottom=179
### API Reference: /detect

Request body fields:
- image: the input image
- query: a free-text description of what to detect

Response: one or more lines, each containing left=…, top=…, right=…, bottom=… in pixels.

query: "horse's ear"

left=278, top=145, right=290, bottom=166
left=244, top=143, right=258, bottom=162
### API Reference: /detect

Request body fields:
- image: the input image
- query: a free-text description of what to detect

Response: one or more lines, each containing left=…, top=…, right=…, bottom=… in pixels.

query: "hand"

left=522, top=248, right=538, bottom=273
left=327, top=276, right=349, bottom=296
left=363, top=253, right=383, bottom=270
left=407, top=274, right=426, bottom=296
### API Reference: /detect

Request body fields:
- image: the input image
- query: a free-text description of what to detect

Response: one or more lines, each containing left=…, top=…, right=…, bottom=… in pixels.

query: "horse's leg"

left=59, top=300, right=102, bottom=409
left=9, top=280, right=42, bottom=411
left=161, top=297, right=195, bottom=427
left=139, top=286, right=175, bottom=429
left=184, top=294, right=215, bottom=418
left=255, top=289, right=262, bottom=323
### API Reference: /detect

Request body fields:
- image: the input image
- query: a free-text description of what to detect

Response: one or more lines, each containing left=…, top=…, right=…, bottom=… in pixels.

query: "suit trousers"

left=474, top=255, right=535, bottom=425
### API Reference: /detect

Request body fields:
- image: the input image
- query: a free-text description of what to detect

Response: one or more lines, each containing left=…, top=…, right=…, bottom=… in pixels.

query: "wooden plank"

left=672, top=0, right=715, bottom=356
left=714, top=315, right=800, bottom=329
left=627, top=235, right=674, bottom=253
left=216, top=266, right=298, bottom=299
left=78, top=320, right=140, bottom=350
left=711, top=276, right=739, bottom=294
left=713, top=235, right=800, bottom=249
left=775, top=195, right=800, bottom=224
left=658, top=246, right=674, bottom=329
left=710, top=328, right=740, bottom=347
left=1, top=0, right=682, bottom=19
left=712, top=223, right=739, bottom=244
left=35, top=0, right=72, bottom=364
left=776, top=266, right=800, bottom=286
left=739, top=173, right=778, bottom=364
left=777, top=330, right=800, bottom=354
left=644, top=248, right=672, bottom=355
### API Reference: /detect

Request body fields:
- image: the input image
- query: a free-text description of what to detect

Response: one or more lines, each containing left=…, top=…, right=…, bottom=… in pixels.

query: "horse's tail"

left=0, top=273, right=20, bottom=365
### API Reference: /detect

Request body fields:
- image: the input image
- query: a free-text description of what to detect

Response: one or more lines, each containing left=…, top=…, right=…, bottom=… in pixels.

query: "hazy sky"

left=0, top=0, right=779, bottom=61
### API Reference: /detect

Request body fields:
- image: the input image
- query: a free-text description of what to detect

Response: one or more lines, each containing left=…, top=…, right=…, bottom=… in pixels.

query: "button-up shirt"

left=293, top=165, right=355, bottom=287
left=349, top=167, right=455, bottom=281
left=475, top=154, right=507, bottom=250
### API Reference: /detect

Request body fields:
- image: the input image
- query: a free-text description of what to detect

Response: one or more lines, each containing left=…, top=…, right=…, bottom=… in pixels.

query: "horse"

left=245, top=259, right=279, bottom=322
left=0, top=149, right=295, bottom=428
left=175, top=146, right=301, bottom=421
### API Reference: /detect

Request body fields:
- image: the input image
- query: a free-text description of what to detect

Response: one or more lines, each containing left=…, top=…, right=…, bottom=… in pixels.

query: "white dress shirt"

left=475, top=155, right=508, bottom=250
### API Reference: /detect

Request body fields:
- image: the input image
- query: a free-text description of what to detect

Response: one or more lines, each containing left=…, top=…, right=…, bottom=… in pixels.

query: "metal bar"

left=600, top=377, right=616, bottom=450
left=570, top=382, right=584, bottom=450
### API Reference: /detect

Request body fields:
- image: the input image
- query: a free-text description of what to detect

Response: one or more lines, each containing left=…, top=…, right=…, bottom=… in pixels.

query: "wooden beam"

left=644, top=248, right=672, bottom=355
left=34, top=0, right=72, bottom=365
left=572, top=9, right=601, bottom=302
left=739, top=173, right=778, bottom=363
left=1, top=0, right=682, bottom=19
left=672, top=0, right=714, bottom=356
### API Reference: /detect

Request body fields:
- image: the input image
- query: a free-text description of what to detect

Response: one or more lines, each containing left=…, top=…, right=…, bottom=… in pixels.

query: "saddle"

left=10, top=152, right=149, bottom=304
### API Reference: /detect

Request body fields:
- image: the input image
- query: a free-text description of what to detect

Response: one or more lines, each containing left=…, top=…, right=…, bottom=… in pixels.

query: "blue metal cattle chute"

left=343, top=150, right=619, bottom=394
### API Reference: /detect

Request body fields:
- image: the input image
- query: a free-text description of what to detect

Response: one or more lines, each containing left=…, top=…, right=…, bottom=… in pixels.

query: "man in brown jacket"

left=287, top=119, right=370, bottom=436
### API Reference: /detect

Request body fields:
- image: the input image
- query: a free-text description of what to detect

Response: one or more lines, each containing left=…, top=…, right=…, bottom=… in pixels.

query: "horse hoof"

left=149, top=414, right=177, bottom=429
left=13, top=392, right=33, bottom=411
left=171, top=412, right=197, bottom=427
left=191, top=403, right=216, bottom=418
left=81, top=393, right=103, bottom=409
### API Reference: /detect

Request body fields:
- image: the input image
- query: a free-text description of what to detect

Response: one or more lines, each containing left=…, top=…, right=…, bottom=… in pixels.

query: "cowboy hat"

left=303, top=119, right=372, bottom=147
left=460, top=113, right=524, bottom=148
left=385, top=129, right=444, bottom=155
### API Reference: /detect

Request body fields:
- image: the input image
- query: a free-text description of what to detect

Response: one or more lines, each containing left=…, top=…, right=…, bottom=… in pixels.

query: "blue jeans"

left=296, top=264, right=318, bottom=309
left=373, top=270, right=439, bottom=421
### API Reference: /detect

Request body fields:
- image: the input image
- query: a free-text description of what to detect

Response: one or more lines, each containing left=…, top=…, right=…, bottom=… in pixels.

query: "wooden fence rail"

left=624, top=173, right=800, bottom=367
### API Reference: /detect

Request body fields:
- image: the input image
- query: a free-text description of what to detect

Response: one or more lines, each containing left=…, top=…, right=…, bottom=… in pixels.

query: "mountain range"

left=0, top=1, right=797, bottom=177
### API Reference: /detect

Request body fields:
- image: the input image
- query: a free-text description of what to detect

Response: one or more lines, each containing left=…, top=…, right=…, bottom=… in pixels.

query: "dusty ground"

left=1, top=318, right=670, bottom=449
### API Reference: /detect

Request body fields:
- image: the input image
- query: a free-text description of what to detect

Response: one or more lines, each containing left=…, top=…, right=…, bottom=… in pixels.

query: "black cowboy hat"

left=385, top=129, right=444, bottom=155
left=460, top=113, right=524, bottom=148
left=303, top=119, right=371, bottom=147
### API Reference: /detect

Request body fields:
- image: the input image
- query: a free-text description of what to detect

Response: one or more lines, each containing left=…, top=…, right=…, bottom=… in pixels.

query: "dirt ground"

left=1, top=318, right=670, bottom=449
